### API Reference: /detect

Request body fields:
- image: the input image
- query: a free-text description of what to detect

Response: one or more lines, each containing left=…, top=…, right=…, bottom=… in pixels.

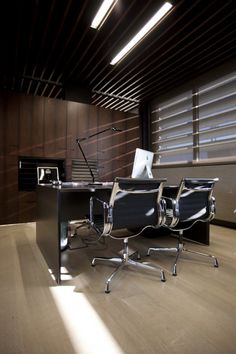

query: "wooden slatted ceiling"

left=0, top=0, right=235, bottom=112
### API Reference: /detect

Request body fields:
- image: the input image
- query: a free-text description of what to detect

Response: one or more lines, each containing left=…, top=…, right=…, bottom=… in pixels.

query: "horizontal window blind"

left=151, top=91, right=193, bottom=164
left=198, top=73, right=236, bottom=161
left=72, top=159, right=99, bottom=182
left=150, top=70, right=236, bottom=165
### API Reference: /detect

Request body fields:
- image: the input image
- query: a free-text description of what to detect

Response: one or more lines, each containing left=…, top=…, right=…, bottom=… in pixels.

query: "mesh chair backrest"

left=110, top=178, right=165, bottom=230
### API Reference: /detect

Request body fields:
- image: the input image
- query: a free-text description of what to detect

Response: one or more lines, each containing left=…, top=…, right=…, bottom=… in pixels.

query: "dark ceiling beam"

left=135, top=27, right=236, bottom=102
left=92, top=89, right=139, bottom=103
left=46, top=0, right=91, bottom=86
left=22, top=75, right=63, bottom=87
left=118, top=18, right=236, bottom=102
left=36, top=0, right=73, bottom=97
left=1, top=0, right=236, bottom=109
left=98, top=0, right=228, bottom=99
left=33, top=0, right=57, bottom=96
left=84, top=0, right=153, bottom=84
left=114, top=100, right=139, bottom=112
left=20, top=0, right=39, bottom=90
left=142, top=43, right=236, bottom=102
left=90, top=0, right=186, bottom=92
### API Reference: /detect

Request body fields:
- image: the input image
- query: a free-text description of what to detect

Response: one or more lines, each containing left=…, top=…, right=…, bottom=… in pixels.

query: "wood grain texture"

left=0, top=92, right=140, bottom=224
left=0, top=223, right=235, bottom=354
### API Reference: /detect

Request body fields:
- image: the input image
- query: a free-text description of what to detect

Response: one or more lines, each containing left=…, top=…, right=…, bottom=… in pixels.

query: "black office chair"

left=90, top=177, right=167, bottom=293
left=147, top=178, right=219, bottom=276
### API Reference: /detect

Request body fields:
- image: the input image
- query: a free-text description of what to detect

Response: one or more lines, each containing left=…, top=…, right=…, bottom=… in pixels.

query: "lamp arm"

left=76, top=140, right=95, bottom=183
left=75, top=126, right=122, bottom=183
left=77, top=127, right=121, bottom=142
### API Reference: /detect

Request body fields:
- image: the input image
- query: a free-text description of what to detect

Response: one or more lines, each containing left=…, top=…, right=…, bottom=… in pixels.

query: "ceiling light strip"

left=110, top=2, right=173, bottom=65
left=91, top=0, right=117, bottom=29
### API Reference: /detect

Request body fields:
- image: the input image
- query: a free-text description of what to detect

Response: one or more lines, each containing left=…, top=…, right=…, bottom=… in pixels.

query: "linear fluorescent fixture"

left=91, top=0, right=117, bottom=30
left=110, top=2, right=173, bottom=65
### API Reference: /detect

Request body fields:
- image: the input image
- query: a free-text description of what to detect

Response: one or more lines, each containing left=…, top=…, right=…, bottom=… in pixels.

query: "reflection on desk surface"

left=60, top=181, right=113, bottom=188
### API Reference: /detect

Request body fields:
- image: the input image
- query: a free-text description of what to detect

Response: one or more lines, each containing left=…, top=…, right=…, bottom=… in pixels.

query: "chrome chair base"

left=67, top=219, right=105, bottom=250
left=92, top=239, right=166, bottom=293
left=147, top=241, right=219, bottom=276
left=67, top=220, right=87, bottom=249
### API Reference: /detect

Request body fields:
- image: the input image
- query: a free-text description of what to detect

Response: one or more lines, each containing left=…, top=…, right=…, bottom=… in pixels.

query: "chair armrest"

left=159, top=198, right=167, bottom=226
left=162, top=196, right=179, bottom=227
left=208, top=196, right=216, bottom=221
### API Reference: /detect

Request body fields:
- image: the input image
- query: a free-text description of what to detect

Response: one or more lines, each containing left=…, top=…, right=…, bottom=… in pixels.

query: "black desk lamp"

left=76, top=126, right=122, bottom=184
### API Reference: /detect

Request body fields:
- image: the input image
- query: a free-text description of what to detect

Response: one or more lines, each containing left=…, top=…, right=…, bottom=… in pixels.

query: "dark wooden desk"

left=36, top=182, right=209, bottom=284
left=36, top=183, right=112, bottom=283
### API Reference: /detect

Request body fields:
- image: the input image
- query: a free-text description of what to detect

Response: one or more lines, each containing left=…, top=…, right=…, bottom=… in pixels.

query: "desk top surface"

left=37, top=181, right=113, bottom=192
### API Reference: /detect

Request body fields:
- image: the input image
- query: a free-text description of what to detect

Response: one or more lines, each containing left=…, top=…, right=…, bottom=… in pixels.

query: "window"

left=198, top=73, right=236, bottom=161
left=71, top=159, right=99, bottom=182
left=18, top=157, right=65, bottom=191
left=151, top=91, right=193, bottom=164
left=150, top=70, right=236, bottom=166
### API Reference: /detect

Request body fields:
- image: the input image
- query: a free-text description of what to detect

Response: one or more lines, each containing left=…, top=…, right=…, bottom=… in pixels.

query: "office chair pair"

left=89, top=177, right=219, bottom=293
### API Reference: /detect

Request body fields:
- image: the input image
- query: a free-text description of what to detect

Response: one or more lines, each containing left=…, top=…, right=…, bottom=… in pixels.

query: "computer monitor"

left=131, top=148, right=154, bottom=179
left=37, top=166, right=59, bottom=184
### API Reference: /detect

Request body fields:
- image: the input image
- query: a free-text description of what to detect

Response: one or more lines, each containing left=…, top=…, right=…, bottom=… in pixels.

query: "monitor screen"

left=37, top=166, right=59, bottom=184
left=131, top=148, right=154, bottom=179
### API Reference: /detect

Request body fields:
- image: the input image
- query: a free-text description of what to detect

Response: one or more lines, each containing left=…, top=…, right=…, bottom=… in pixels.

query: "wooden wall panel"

left=19, top=94, right=33, bottom=156
left=4, top=156, right=18, bottom=224
left=44, top=98, right=57, bottom=156
left=0, top=92, right=5, bottom=155
left=112, top=111, right=129, bottom=179
left=5, top=94, right=19, bottom=155
left=44, top=98, right=67, bottom=158
left=0, top=156, right=5, bottom=224
left=97, top=107, right=112, bottom=181
left=31, top=96, right=44, bottom=156
left=55, top=99, right=67, bottom=157
left=0, top=91, right=141, bottom=224
left=0, top=94, right=5, bottom=223
left=66, top=101, right=84, bottom=178
left=87, top=104, right=98, bottom=162
left=125, top=112, right=142, bottom=176
left=18, top=191, right=36, bottom=223
left=76, top=103, right=90, bottom=159
left=67, top=101, right=80, bottom=161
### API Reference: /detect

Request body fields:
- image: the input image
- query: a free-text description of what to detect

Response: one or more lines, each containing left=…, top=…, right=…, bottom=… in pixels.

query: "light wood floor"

left=0, top=223, right=236, bottom=354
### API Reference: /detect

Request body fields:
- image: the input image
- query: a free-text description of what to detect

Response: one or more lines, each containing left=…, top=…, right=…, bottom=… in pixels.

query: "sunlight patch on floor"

left=50, top=286, right=124, bottom=354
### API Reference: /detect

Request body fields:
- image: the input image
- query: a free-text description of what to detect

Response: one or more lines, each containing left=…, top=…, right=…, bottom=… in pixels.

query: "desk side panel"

left=36, top=186, right=60, bottom=283
left=59, top=189, right=111, bottom=221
